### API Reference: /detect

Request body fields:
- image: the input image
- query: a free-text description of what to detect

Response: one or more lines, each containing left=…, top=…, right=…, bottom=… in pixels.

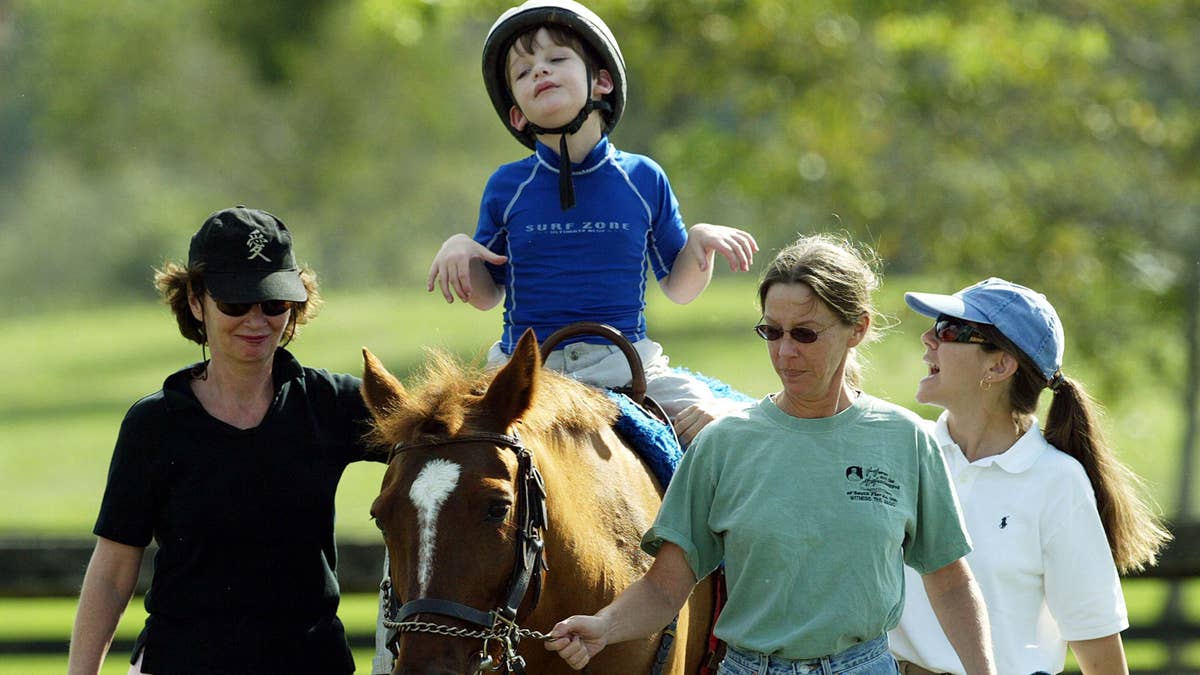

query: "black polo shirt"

left=95, top=348, right=379, bottom=674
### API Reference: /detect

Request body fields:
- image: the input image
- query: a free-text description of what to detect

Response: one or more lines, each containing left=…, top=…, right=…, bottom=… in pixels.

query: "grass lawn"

left=0, top=593, right=382, bottom=674
left=0, top=276, right=1189, bottom=538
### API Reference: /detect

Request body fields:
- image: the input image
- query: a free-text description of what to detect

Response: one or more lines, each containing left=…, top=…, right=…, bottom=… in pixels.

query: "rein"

left=381, top=431, right=550, bottom=674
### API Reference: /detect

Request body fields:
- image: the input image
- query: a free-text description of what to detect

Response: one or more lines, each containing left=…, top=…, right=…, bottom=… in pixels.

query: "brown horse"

left=362, top=329, right=714, bottom=674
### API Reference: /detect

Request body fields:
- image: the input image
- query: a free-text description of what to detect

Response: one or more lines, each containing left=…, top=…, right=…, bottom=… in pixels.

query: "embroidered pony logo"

left=999, top=516, right=1009, bottom=529
left=246, top=230, right=271, bottom=262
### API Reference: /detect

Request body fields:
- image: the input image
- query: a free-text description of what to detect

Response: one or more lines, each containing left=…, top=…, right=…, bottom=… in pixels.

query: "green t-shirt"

left=642, top=394, right=970, bottom=660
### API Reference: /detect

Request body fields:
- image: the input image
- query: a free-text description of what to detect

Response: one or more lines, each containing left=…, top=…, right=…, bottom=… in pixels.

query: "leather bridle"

left=379, top=431, right=550, bottom=673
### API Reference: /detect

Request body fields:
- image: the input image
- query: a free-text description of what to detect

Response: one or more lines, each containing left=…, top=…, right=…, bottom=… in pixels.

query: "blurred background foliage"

left=1, top=0, right=1197, bottom=503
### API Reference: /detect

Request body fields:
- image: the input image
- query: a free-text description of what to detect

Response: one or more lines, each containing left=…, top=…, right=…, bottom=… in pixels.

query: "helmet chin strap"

left=521, top=64, right=612, bottom=210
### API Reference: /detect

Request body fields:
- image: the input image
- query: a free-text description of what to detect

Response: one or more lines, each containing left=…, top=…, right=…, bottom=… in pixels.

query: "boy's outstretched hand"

left=687, top=223, right=758, bottom=272
left=426, top=234, right=507, bottom=304
left=543, top=615, right=609, bottom=671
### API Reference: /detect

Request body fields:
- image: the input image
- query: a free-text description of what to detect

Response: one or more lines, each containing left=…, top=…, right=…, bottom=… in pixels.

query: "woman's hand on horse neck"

left=545, top=542, right=696, bottom=668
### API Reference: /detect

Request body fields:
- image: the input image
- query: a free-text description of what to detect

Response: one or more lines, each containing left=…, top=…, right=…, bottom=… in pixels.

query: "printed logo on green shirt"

left=844, top=465, right=900, bottom=507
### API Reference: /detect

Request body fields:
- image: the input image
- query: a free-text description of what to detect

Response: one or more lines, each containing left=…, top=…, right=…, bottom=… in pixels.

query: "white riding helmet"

left=482, top=0, right=627, bottom=150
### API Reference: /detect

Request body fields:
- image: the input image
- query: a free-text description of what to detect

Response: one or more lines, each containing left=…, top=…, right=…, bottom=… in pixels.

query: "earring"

left=979, top=377, right=992, bottom=391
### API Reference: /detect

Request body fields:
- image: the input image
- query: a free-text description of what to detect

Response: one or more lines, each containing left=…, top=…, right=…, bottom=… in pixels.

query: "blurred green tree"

left=0, top=0, right=1195, bottom=520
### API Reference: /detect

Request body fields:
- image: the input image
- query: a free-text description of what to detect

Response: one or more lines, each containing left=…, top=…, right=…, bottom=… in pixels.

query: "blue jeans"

left=718, top=635, right=898, bottom=675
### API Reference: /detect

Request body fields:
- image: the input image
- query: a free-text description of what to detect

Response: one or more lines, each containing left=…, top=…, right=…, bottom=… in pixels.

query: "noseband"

left=380, top=431, right=550, bottom=673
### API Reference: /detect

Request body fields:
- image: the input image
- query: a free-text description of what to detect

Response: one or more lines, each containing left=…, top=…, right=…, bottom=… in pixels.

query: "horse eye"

left=486, top=502, right=511, bottom=522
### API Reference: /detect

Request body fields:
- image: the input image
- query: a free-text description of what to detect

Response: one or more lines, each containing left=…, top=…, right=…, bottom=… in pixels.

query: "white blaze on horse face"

left=409, top=458, right=462, bottom=595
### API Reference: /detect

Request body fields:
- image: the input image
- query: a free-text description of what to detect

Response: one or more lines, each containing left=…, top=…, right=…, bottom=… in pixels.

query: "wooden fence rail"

left=5, top=523, right=1197, bottom=596
left=0, top=538, right=386, bottom=598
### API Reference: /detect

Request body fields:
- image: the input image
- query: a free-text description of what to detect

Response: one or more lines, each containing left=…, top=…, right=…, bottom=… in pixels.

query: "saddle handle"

left=538, top=322, right=647, bottom=408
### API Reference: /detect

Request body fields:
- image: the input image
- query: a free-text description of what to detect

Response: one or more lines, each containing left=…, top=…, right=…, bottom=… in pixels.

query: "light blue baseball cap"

left=904, top=277, right=1064, bottom=381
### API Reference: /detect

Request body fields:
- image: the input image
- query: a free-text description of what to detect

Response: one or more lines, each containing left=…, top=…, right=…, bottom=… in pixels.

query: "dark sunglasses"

left=933, top=316, right=992, bottom=345
left=214, top=299, right=294, bottom=317
left=754, top=323, right=827, bottom=344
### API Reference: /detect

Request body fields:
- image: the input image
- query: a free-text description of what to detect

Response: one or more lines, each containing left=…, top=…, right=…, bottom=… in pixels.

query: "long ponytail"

left=977, top=325, right=1171, bottom=574
left=1043, top=376, right=1171, bottom=573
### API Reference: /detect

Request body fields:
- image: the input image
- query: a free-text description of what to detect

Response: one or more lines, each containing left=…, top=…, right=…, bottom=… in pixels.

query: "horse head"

left=362, top=328, right=713, bottom=674
left=363, top=330, right=549, bottom=673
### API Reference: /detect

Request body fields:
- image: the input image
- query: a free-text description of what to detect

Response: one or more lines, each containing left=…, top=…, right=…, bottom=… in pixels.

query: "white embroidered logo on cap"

left=246, top=230, right=272, bottom=262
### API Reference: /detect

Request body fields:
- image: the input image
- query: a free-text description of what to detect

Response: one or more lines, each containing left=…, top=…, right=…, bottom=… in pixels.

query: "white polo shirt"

left=888, top=413, right=1127, bottom=675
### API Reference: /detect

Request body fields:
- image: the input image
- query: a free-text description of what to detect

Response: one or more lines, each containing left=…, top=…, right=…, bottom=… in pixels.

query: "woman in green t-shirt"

left=545, top=234, right=997, bottom=675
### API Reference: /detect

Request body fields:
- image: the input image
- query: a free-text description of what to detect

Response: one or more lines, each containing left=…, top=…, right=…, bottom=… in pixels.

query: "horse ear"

left=361, top=347, right=408, bottom=418
left=481, top=328, right=540, bottom=426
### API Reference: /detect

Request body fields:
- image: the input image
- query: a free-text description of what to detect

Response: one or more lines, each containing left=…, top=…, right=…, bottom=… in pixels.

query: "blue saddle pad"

left=606, top=369, right=753, bottom=488
left=607, top=390, right=682, bottom=489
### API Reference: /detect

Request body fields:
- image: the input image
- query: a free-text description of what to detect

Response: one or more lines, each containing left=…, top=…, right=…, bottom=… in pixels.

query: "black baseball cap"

left=188, top=206, right=308, bottom=303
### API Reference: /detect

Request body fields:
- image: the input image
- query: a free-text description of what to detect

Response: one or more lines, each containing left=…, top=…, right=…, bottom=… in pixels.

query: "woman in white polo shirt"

left=888, top=278, right=1171, bottom=675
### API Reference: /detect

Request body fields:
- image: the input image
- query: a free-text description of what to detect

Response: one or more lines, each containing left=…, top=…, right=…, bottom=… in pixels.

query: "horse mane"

left=367, top=348, right=619, bottom=448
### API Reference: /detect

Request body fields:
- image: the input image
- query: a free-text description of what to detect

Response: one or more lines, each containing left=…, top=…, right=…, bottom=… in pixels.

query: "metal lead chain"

left=383, top=618, right=551, bottom=642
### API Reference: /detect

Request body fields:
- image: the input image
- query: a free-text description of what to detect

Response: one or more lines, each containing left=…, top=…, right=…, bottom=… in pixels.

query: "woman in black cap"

left=68, top=206, right=382, bottom=675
